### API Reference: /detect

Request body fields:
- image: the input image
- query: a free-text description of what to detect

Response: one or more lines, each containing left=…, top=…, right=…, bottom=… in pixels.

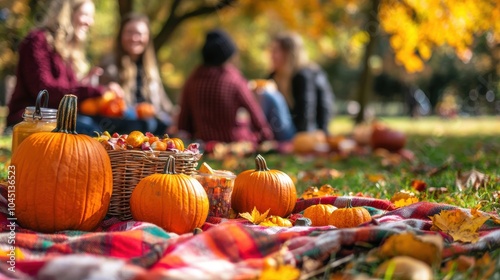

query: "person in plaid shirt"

left=178, top=29, right=273, bottom=145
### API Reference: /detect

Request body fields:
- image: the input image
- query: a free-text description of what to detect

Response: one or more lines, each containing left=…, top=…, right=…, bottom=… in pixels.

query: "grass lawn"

left=1, top=116, right=499, bottom=278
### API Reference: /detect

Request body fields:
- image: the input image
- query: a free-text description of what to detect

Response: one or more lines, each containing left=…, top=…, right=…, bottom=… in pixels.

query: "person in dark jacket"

left=269, top=32, right=335, bottom=134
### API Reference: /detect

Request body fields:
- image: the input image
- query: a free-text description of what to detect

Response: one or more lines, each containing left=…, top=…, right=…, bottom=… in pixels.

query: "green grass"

left=0, top=116, right=499, bottom=279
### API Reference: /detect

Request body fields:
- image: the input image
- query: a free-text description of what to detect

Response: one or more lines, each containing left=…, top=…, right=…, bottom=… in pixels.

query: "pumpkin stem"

left=52, top=94, right=78, bottom=134
left=255, top=154, right=270, bottom=171
left=346, top=198, right=353, bottom=208
left=163, top=156, right=177, bottom=174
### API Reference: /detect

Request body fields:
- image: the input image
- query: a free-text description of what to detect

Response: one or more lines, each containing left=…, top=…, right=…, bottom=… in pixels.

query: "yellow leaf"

left=239, top=207, right=270, bottom=225
left=430, top=209, right=490, bottom=243
left=300, top=184, right=338, bottom=199
left=393, top=197, right=420, bottom=208
left=259, top=264, right=300, bottom=280
left=390, top=190, right=417, bottom=203
left=367, top=174, right=385, bottom=183
left=259, top=216, right=293, bottom=227
left=378, top=232, right=443, bottom=267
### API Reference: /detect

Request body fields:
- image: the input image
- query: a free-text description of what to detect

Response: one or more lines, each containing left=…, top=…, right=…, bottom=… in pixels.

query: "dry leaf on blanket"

left=239, top=207, right=270, bottom=224
left=259, top=264, right=300, bottom=280
left=456, top=169, right=489, bottom=191
left=377, top=232, right=443, bottom=267
left=300, top=184, right=339, bottom=199
left=429, top=208, right=490, bottom=243
left=390, top=191, right=419, bottom=208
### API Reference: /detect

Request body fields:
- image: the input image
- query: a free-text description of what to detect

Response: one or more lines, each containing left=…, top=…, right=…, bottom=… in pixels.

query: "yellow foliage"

left=378, top=232, right=443, bottom=267
left=239, top=207, right=270, bottom=225
left=430, top=208, right=490, bottom=243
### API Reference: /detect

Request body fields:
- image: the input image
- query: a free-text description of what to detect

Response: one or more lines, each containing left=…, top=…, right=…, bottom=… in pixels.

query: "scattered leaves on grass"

left=390, top=191, right=419, bottom=208
left=456, top=169, right=489, bottom=191
left=430, top=208, right=490, bottom=243
left=366, top=174, right=385, bottom=184
left=239, top=207, right=270, bottom=225
left=297, top=168, right=343, bottom=183
left=300, top=184, right=339, bottom=199
left=377, top=232, right=443, bottom=267
left=442, top=253, right=496, bottom=280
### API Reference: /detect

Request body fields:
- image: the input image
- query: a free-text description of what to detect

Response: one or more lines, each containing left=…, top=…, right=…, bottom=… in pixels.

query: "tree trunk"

left=355, top=0, right=381, bottom=124
left=118, top=0, right=133, bottom=18
left=153, top=0, right=236, bottom=52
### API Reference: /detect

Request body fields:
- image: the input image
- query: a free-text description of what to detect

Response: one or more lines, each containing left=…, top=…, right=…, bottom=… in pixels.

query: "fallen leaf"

left=297, top=168, right=343, bottom=184
left=390, top=190, right=417, bottom=203
left=378, top=232, right=443, bottom=267
left=442, top=255, right=475, bottom=274
left=259, top=216, right=293, bottom=227
left=410, top=179, right=427, bottom=192
left=429, top=209, right=490, bottom=243
left=375, top=256, right=433, bottom=280
left=259, top=264, right=300, bottom=280
left=239, top=207, right=270, bottom=225
left=426, top=187, right=448, bottom=199
left=393, top=197, right=419, bottom=208
left=474, top=252, right=495, bottom=280
left=367, top=174, right=385, bottom=183
left=300, top=184, right=339, bottom=199
left=456, top=169, right=489, bottom=191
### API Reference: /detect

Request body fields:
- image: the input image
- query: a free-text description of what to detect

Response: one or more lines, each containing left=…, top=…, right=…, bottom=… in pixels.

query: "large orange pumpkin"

left=11, top=94, right=113, bottom=233
left=303, top=204, right=337, bottom=226
left=328, top=199, right=371, bottom=228
left=130, top=156, right=209, bottom=234
left=231, top=154, right=297, bottom=217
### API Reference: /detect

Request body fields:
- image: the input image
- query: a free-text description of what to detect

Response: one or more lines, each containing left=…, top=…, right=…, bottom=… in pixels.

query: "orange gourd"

left=231, top=154, right=297, bottom=217
left=130, top=156, right=209, bottom=234
left=136, top=103, right=156, bottom=119
left=163, top=134, right=185, bottom=151
left=79, top=97, right=100, bottom=115
left=126, top=131, right=147, bottom=148
left=11, top=94, right=113, bottom=233
left=78, top=91, right=126, bottom=118
left=328, top=199, right=371, bottom=228
left=303, top=204, right=337, bottom=226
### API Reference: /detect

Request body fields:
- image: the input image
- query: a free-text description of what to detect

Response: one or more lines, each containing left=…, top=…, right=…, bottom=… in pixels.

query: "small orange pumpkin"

left=136, top=103, right=156, bottom=119
left=12, top=94, right=113, bottom=233
left=231, top=154, right=297, bottom=217
left=303, top=204, right=337, bottom=226
left=328, top=199, right=371, bottom=228
left=162, top=134, right=184, bottom=151
left=130, top=156, right=209, bottom=234
left=79, top=97, right=100, bottom=115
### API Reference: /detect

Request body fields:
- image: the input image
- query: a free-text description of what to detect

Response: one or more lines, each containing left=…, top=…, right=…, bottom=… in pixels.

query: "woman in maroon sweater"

left=6, top=0, right=121, bottom=132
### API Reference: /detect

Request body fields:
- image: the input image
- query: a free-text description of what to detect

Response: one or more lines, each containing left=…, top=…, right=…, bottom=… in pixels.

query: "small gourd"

left=303, top=204, right=337, bottom=226
left=328, top=199, right=371, bottom=228
left=263, top=216, right=293, bottom=227
left=231, top=154, right=297, bottom=217
left=130, top=156, right=209, bottom=234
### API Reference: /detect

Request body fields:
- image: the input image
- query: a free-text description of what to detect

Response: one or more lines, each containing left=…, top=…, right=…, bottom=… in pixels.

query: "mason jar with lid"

left=11, top=90, right=58, bottom=153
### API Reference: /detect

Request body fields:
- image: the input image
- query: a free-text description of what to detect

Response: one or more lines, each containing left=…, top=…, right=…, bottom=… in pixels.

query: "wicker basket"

left=106, top=149, right=202, bottom=221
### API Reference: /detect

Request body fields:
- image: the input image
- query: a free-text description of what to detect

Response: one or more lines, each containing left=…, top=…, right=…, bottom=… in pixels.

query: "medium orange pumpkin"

left=231, top=154, right=297, bottom=217
left=130, top=156, right=209, bottom=234
left=11, top=94, right=113, bottom=233
left=303, top=204, right=337, bottom=226
left=328, top=199, right=371, bottom=228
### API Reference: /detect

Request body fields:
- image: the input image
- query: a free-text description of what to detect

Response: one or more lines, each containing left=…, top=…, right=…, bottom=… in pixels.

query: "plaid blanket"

left=0, top=185, right=499, bottom=279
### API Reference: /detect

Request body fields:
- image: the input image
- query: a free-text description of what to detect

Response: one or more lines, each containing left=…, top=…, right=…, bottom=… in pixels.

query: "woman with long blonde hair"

left=269, top=32, right=335, bottom=134
left=99, top=13, right=174, bottom=135
left=6, top=0, right=121, bottom=133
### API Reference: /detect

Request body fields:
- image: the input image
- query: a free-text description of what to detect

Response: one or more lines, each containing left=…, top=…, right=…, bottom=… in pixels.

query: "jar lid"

left=23, top=89, right=57, bottom=120
left=23, top=106, right=58, bottom=120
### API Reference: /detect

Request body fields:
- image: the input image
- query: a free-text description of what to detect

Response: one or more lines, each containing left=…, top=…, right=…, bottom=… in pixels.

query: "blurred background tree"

left=1, top=0, right=499, bottom=120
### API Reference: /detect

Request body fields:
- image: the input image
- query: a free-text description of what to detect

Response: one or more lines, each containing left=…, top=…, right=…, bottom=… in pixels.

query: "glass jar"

left=193, top=170, right=236, bottom=218
left=11, top=90, right=57, bottom=154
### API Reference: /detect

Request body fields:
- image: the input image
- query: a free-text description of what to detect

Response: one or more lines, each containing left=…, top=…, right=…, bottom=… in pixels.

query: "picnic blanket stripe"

left=1, top=180, right=499, bottom=279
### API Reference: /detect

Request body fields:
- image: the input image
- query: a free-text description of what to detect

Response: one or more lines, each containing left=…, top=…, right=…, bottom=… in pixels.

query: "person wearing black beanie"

left=177, top=29, right=273, bottom=146
left=201, top=29, right=237, bottom=66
